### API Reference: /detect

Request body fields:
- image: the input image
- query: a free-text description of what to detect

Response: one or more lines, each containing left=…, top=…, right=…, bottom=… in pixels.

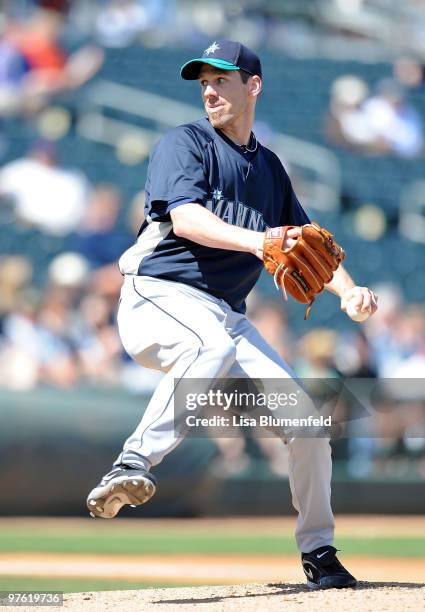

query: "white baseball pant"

left=115, top=274, right=334, bottom=553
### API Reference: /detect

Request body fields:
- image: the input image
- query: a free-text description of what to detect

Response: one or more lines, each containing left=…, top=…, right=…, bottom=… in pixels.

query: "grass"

left=0, top=576, right=178, bottom=593
left=0, top=525, right=423, bottom=558
left=1, top=521, right=423, bottom=593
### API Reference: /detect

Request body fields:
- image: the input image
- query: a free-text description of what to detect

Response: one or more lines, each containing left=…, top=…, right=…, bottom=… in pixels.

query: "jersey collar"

left=203, top=117, right=260, bottom=160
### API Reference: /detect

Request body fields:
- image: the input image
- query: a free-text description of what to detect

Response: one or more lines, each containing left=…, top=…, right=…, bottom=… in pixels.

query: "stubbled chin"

left=208, top=111, right=230, bottom=129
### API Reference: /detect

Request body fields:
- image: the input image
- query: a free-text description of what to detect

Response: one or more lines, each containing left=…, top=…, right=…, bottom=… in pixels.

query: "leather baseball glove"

left=263, top=222, right=345, bottom=319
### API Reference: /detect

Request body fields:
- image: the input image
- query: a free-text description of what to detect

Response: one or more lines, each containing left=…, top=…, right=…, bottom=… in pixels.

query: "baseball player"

left=87, top=40, right=378, bottom=589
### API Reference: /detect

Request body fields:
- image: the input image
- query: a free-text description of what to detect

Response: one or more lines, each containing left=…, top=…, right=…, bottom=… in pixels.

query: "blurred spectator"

left=324, top=74, right=370, bottom=148
left=95, top=0, right=167, bottom=48
left=334, top=330, right=378, bottom=478
left=209, top=434, right=251, bottom=477
left=335, top=329, right=377, bottom=378
left=91, top=262, right=125, bottom=301
left=295, top=328, right=340, bottom=378
left=325, top=75, right=424, bottom=158
left=0, top=38, right=28, bottom=157
left=0, top=294, right=40, bottom=390
left=71, top=291, right=123, bottom=385
left=362, top=284, right=425, bottom=377
left=391, top=336, right=425, bottom=378
left=361, top=79, right=424, bottom=158
left=364, top=299, right=425, bottom=474
left=0, top=140, right=91, bottom=235
left=381, top=304, right=425, bottom=377
left=119, top=357, right=164, bottom=394
left=48, top=251, right=90, bottom=286
left=0, top=247, right=124, bottom=390
left=361, top=287, right=425, bottom=470
left=0, top=255, right=33, bottom=318
left=127, top=189, right=146, bottom=236
left=68, top=184, right=132, bottom=268
left=66, top=184, right=132, bottom=303
left=248, top=299, right=293, bottom=365
left=0, top=5, right=103, bottom=117
left=0, top=39, right=29, bottom=116
left=34, top=285, right=79, bottom=387
left=0, top=286, right=78, bottom=389
left=393, top=54, right=425, bottom=90
left=45, top=251, right=122, bottom=386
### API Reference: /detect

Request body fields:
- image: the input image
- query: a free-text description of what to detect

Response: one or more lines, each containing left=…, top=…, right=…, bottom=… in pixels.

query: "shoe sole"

left=307, top=578, right=357, bottom=590
left=87, top=475, right=156, bottom=519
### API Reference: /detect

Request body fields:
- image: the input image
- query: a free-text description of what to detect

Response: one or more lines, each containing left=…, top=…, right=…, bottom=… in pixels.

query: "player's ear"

left=249, top=75, right=262, bottom=98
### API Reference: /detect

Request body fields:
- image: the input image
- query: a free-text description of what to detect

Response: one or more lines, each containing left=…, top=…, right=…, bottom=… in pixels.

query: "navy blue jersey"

left=119, top=117, right=309, bottom=313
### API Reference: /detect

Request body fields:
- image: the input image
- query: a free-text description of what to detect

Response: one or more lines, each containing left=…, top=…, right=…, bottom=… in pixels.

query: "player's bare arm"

left=171, top=203, right=299, bottom=259
left=325, top=265, right=378, bottom=316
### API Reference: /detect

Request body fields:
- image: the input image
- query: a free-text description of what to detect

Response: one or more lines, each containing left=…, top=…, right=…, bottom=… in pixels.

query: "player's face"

left=199, top=67, right=250, bottom=129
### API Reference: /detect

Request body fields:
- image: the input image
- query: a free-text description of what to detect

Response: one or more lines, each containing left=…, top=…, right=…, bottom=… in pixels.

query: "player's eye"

left=199, top=77, right=225, bottom=88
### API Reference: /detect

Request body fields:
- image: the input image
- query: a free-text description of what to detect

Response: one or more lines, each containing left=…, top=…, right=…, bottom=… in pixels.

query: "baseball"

left=346, top=300, right=371, bottom=322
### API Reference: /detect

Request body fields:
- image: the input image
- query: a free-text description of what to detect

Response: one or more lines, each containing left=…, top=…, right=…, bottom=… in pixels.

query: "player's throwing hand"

left=341, top=286, right=378, bottom=322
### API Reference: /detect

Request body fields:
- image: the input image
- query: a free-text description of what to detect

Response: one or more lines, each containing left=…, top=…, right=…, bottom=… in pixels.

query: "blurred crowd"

left=3, top=0, right=425, bottom=55
left=0, top=1, right=424, bottom=479
left=2, top=1, right=425, bottom=158
left=0, top=1, right=104, bottom=118
left=0, top=174, right=144, bottom=389
left=325, top=56, right=425, bottom=158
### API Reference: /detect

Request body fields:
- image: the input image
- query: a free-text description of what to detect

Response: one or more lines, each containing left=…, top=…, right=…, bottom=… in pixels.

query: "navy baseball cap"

left=180, top=40, right=262, bottom=80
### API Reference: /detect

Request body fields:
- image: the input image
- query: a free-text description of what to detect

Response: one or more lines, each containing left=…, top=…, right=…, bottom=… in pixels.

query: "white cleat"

left=86, top=467, right=157, bottom=519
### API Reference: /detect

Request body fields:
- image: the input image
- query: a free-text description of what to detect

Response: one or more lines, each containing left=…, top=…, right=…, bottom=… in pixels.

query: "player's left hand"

left=341, top=286, right=378, bottom=316
left=253, top=226, right=301, bottom=260
left=283, top=226, right=301, bottom=249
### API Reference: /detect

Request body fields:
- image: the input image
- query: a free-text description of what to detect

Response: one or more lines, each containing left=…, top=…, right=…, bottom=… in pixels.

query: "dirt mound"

left=61, top=582, right=425, bottom=611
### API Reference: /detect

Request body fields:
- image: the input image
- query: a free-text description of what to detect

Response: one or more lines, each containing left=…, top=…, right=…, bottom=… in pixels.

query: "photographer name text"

left=185, top=414, right=332, bottom=428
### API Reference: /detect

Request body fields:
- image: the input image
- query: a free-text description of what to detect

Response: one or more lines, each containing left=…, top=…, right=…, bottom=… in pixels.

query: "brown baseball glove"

left=263, top=222, right=345, bottom=319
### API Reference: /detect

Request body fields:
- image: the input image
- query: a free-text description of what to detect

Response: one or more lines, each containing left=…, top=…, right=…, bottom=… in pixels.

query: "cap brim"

left=180, top=58, right=239, bottom=80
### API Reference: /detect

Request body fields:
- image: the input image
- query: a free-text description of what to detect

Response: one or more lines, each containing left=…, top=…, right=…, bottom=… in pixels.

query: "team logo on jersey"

left=204, top=42, right=220, bottom=55
left=212, top=188, right=223, bottom=201
left=206, top=189, right=267, bottom=232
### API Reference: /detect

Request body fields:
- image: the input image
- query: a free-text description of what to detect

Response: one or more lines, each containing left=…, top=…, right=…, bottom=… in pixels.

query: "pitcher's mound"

left=63, top=581, right=425, bottom=611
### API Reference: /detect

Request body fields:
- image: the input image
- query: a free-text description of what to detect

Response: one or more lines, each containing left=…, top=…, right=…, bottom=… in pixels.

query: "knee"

left=129, top=333, right=236, bottom=374
left=169, top=335, right=236, bottom=369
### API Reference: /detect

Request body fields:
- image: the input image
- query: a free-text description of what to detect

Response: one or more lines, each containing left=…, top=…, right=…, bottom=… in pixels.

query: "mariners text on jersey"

left=119, top=117, right=309, bottom=313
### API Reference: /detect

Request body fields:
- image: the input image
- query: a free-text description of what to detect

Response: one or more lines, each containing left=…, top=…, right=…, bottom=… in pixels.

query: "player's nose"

left=203, top=83, right=218, bottom=98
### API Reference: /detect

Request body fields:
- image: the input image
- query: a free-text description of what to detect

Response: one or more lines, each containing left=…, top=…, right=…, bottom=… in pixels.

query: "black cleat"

left=302, top=545, right=357, bottom=589
left=86, top=466, right=157, bottom=519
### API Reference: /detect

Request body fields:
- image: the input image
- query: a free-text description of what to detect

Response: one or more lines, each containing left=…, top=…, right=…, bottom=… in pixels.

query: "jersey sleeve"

left=145, top=126, right=210, bottom=220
